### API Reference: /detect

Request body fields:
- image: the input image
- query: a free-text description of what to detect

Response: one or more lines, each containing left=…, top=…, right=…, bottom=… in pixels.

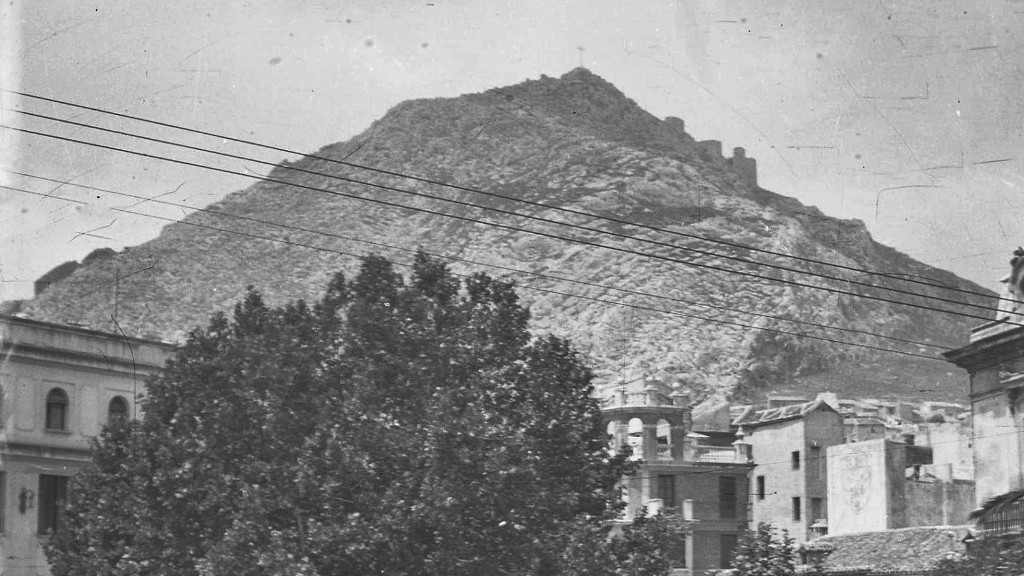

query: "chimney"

left=645, top=382, right=660, bottom=406
left=670, top=382, right=690, bottom=407
left=816, top=392, right=840, bottom=411
left=733, top=426, right=752, bottom=462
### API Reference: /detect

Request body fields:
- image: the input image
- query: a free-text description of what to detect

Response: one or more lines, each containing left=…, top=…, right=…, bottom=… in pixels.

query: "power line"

left=6, top=89, right=1004, bottom=305
left=294, top=411, right=994, bottom=487
left=3, top=182, right=944, bottom=361
left=6, top=107, right=1004, bottom=317
left=3, top=123, right=1012, bottom=331
left=6, top=170, right=957, bottom=352
left=12, top=182, right=990, bottom=496
left=7, top=205, right=990, bottom=486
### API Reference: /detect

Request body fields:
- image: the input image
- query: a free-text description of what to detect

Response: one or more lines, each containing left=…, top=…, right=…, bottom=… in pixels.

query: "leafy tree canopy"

left=46, top=253, right=681, bottom=576
left=933, top=534, right=1024, bottom=576
left=730, top=522, right=797, bottom=576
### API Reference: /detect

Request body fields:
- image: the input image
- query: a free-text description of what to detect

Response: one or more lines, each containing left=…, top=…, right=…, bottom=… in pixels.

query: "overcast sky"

left=2, top=0, right=1023, bottom=301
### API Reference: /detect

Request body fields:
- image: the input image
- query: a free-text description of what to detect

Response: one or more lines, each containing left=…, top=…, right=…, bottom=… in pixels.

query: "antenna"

left=577, top=45, right=585, bottom=67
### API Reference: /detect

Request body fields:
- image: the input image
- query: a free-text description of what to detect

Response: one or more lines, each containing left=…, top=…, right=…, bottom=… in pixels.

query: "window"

left=627, top=418, right=644, bottom=460
left=792, top=450, right=801, bottom=470
left=45, top=389, right=69, bottom=431
left=720, top=533, right=739, bottom=568
left=811, top=497, right=824, bottom=521
left=656, top=419, right=672, bottom=460
left=719, top=475, right=737, bottom=519
left=793, top=497, right=802, bottom=522
left=38, top=475, right=68, bottom=535
left=658, top=475, right=676, bottom=510
left=756, top=475, right=766, bottom=500
left=108, top=396, right=129, bottom=424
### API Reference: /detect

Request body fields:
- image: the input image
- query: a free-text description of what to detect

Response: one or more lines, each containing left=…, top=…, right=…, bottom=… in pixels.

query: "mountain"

left=18, top=68, right=993, bottom=405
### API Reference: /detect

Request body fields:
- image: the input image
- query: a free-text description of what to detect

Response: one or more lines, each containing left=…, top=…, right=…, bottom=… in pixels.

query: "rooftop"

left=732, top=398, right=837, bottom=427
left=801, top=525, right=971, bottom=574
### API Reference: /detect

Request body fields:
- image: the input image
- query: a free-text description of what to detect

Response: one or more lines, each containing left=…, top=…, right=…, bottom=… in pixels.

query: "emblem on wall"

left=842, top=449, right=872, bottom=513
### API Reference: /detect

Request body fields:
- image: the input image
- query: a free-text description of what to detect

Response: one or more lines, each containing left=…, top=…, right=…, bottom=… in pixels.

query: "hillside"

left=18, top=68, right=993, bottom=405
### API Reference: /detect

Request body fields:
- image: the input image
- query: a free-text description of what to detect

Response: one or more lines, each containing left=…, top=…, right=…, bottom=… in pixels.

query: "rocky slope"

left=19, top=68, right=993, bottom=404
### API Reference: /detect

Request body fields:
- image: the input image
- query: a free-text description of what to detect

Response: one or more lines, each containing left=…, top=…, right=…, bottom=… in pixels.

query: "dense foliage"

left=46, top=253, right=683, bottom=576
left=730, top=522, right=797, bottom=576
left=933, top=534, right=1024, bottom=576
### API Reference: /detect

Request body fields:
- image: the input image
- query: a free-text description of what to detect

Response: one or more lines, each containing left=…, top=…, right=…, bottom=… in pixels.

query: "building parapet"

left=693, top=445, right=742, bottom=463
left=1, top=314, right=174, bottom=374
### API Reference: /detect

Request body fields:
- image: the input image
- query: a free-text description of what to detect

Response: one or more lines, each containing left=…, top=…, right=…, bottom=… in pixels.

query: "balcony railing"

left=603, top=391, right=676, bottom=408
left=980, top=498, right=1024, bottom=536
left=694, top=446, right=737, bottom=463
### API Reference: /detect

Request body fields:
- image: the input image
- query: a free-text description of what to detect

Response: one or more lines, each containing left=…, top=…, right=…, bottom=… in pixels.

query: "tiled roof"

left=732, top=398, right=837, bottom=427
left=801, top=525, right=971, bottom=573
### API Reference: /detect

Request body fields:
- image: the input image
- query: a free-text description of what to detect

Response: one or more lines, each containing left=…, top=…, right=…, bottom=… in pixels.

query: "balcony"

left=694, top=446, right=739, bottom=463
left=603, top=389, right=681, bottom=408
left=979, top=497, right=1024, bottom=537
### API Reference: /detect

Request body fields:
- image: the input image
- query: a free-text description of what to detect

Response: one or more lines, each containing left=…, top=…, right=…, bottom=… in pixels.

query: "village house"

left=797, top=248, right=1024, bottom=574
left=827, top=438, right=974, bottom=534
left=602, top=378, right=754, bottom=576
left=731, top=397, right=845, bottom=542
left=0, top=315, right=174, bottom=576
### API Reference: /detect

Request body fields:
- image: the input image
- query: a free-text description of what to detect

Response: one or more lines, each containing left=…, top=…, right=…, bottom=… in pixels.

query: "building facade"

left=733, top=398, right=845, bottom=542
left=602, top=380, right=754, bottom=575
left=827, top=439, right=974, bottom=534
left=944, top=318, right=1024, bottom=507
left=942, top=248, right=1024, bottom=538
left=0, top=315, right=174, bottom=576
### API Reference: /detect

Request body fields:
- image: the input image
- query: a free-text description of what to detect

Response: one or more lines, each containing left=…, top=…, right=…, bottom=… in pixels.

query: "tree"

left=556, top=509, right=691, bottom=576
left=730, top=522, right=797, bottom=576
left=46, top=253, right=679, bottom=576
left=933, top=535, right=1024, bottom=576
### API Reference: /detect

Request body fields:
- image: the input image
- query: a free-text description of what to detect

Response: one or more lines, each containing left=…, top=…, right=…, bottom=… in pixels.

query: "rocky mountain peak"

left=18, top=70, right=992, bottom=405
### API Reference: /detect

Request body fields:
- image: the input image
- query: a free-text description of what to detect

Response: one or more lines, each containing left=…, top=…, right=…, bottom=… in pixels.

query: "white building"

left=0, top=315, right=174, bottom=576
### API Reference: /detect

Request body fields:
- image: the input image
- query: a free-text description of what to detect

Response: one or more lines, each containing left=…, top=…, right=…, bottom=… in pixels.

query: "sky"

left=2, top=0, right=1023, bottom=301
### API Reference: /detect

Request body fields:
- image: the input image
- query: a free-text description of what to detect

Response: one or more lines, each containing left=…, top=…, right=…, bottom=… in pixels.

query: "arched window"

left=108, top=396, right=129, bottom=424
left=606, top=420, right=618, bottom=449
left=627, top=418, right=644, bottom=460
left=657, top=419, right=672, bottom=460
left=45, top=389, right=68, bottom=431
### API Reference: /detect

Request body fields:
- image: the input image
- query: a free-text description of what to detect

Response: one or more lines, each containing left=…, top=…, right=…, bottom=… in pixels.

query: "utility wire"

left=3, top=123, right=1013, bottom=331
left=6, top=107, right=1003, bottom=317
left=5, top=171, right=954, bottom=352
left=286, top=408, right=999, bottom=486
left=4, top=182, right=944, bottom=361
left=5, top=89, right=1005, bottom=305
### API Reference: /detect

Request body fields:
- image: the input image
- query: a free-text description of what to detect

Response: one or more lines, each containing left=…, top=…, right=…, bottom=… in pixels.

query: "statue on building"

left=996, top=247, right=1024, bottom=321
